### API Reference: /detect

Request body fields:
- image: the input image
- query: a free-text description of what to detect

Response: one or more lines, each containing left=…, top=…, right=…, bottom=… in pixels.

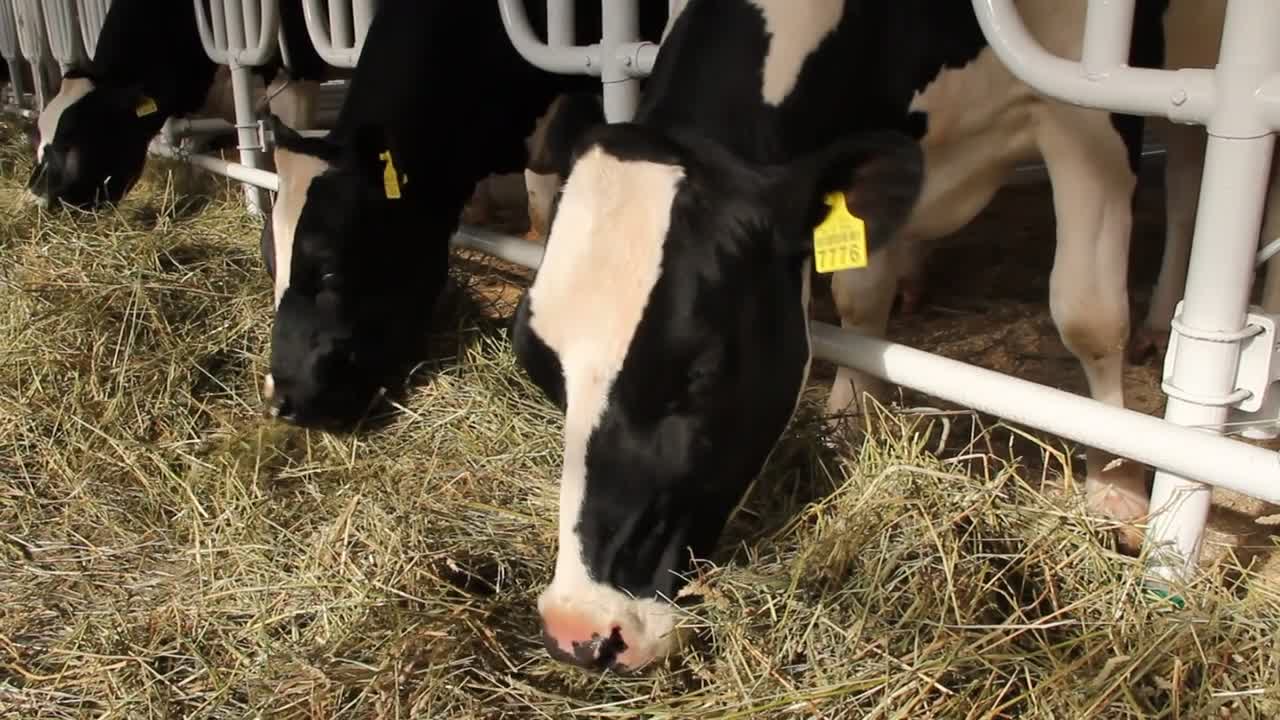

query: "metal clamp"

left=1162, top=302, right=1280, bottom=414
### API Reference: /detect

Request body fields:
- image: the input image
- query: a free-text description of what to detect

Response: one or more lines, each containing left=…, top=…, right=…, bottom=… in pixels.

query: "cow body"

left=26, top=0, right=334, bottom=208
left=260, top=0, right=669, bottom=429
left=513, top=0, right=1236, bottom=673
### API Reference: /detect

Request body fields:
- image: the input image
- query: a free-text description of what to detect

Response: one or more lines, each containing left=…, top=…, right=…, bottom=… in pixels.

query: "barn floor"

left=1, top=118, right=1278, bottom=718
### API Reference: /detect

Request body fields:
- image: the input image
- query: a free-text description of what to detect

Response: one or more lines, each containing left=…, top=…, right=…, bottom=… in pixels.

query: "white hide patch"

left=527, top=147, right=686, bottom=665
left=270, top=146, right=331, bottom=309
left=36, top=76, right=94, bottom=162
left=747, top=0, right=844, bottom=106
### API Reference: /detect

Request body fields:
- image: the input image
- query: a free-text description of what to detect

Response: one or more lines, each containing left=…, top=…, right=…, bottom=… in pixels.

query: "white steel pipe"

left=1080, top=0, right=1134, bottom=76
left=43, top=0, right=87, bottom=73
left=497, top=0, right=657, bottom=83
left=600, top=0, right=642, bottom=121
left=301, top=0, right=373, bottom=68
left=546, top=0, right=574, bottom=47
left=452, top=224, right=549, bottom=269
left=150, top=141, right=280, bottom=192
left=194, top=0, right=280, bottom=68
left=76, top=0, right=112, bottom=60
left=1146, top=0, right=1280, bottom=586
left=498, top=0, right=598, bottom=75
left=13, top=0, right=56, bottom=108
left=807, top=323, right=1280, bottom=506
left=442, top=226, right=1280, bottom=505
left=972, top=0, right=1217, bottom=127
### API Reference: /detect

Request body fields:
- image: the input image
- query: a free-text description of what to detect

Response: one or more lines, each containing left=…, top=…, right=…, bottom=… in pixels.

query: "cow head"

left=26, top=69, right=164, bottom=209
left=513, top=120, right=923, bottom=673
left=262, top=114, right=441, bottom=430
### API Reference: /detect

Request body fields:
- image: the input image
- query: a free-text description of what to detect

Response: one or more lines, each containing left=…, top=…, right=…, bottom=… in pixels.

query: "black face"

left=514, top=123, right=924, bottom=667
left=265, top=117, right=448, bottom=430
left=27, top=76, right=160, bottom=209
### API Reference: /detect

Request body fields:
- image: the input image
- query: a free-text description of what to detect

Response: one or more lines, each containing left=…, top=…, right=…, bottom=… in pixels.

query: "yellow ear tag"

left=135, top=96, right=158, bottom=118
left=379, top=150, right=402, bottom=199
left=812, top=191, right=868, bottom=273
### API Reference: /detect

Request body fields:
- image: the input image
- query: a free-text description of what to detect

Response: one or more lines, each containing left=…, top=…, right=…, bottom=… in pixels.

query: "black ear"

left=776, top=130, right=923, bottom=258
left=527, top=92, right=605, bottom=178
left=265, top=111, right=305, bottom=150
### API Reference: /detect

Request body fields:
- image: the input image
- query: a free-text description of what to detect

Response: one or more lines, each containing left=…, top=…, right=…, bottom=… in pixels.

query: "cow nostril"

left=596, top=626, right=627, bottom=669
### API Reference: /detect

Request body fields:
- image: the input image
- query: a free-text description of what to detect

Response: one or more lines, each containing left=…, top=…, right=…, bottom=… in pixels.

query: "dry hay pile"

left=0, top=118, right=1277, bottom=719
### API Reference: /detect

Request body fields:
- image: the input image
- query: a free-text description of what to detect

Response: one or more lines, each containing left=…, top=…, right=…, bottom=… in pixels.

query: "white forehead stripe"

left=748, top=0, right=844, bottom=106
left=527, top=147, right=683, bottom=589
left=36, top=76, right=95, bottom=162
left=270, top=147, right=331, bottom=309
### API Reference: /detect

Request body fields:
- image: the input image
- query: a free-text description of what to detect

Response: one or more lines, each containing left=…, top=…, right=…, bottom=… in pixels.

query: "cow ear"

left=774, top=130, right=923, bottom=261
left=265, top=112, right=305, bottom=151
left=527, top=92, right=605, bottom=179
left=349, top=123, right=410, bottom=199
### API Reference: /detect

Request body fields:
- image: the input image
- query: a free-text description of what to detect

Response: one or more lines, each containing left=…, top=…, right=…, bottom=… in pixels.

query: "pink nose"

left=541, top=606, right=639, bottom=672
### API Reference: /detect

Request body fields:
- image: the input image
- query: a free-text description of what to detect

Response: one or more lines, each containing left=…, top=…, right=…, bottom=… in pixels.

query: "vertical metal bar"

left=546, top=0, right=574, bottom=47
left=1146, top=0, right=1280, bottom=587
left=1081, top=0, right=1135, bottom=76
left=329, top=0, right=352, bottom=53
left=600, top=0, right=640, bottom=122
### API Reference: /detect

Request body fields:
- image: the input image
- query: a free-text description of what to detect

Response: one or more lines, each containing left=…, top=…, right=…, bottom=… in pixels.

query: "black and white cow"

left=513, top=0, right=1259, bottom=673
left=25, top=0, right=333, bottom=209
left=259, top=0, right=669, bottom=429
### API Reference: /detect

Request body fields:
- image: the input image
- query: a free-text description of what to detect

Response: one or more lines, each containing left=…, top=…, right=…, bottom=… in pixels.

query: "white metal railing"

left=300, top=0, right=376, bottom=68
left=974, top=0, right=1280, bottom=590
left=191, top=0, right=284, bottom=216
left=497, top=0, right=657, bottom=121
left=43, top=0, right=87, bottom=73
left=1, top=0, right=28, bottom=110
left=13, top=0, right=57, bottom=108
left=77, top=0, right=112, bottom=60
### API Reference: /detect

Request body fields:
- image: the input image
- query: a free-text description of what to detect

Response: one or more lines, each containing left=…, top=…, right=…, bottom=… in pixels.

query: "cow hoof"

left=1126, top=328, right=1169, bottom=366
left=1086, top=483, right=1149, bottom=555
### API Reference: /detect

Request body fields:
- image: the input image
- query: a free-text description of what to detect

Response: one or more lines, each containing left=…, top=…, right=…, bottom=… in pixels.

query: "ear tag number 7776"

left=813, top=191, right=868, bottom=274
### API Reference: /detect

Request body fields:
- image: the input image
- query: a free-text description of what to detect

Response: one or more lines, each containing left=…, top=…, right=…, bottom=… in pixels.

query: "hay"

left=0, top=116, right=1277, bottom=719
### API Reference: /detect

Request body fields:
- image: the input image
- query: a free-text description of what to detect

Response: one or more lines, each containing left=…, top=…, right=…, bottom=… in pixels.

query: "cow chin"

left=536, top=570, right=684, bottom=674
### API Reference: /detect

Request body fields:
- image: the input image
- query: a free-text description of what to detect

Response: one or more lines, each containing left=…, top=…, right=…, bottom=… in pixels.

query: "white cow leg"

left=826, top=253, right=899, bottom=429
left=1131, top=123, right=1205, bottom=364
left=1039, top=105, right=1147, bottom=552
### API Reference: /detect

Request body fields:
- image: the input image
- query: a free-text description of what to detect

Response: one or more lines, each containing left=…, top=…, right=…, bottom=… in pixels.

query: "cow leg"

left=826, top=255, right=899, bottom=424
left=825, top=140, right=1009, bottom=427
left=1130, top=123, right=1204, bottom=364
left=1037, top=105, right=1147, bottom=551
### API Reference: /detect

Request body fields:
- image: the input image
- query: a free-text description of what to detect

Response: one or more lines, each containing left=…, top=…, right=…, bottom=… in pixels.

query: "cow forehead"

left=527, top=147, right=684, bottom=429
left=271, top=146, right=332, bottom=308
left=36, top=77, right=95, bottom=159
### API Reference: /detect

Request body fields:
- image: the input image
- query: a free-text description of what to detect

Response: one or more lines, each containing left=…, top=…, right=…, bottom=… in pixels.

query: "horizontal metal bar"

left=445, top=226, right=1280, bottom=505
left=149, top=141, right=280, bottom=191
left=452, top=224, right=547, bottom=269
left=809, top=322, right=1280, bottom=505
